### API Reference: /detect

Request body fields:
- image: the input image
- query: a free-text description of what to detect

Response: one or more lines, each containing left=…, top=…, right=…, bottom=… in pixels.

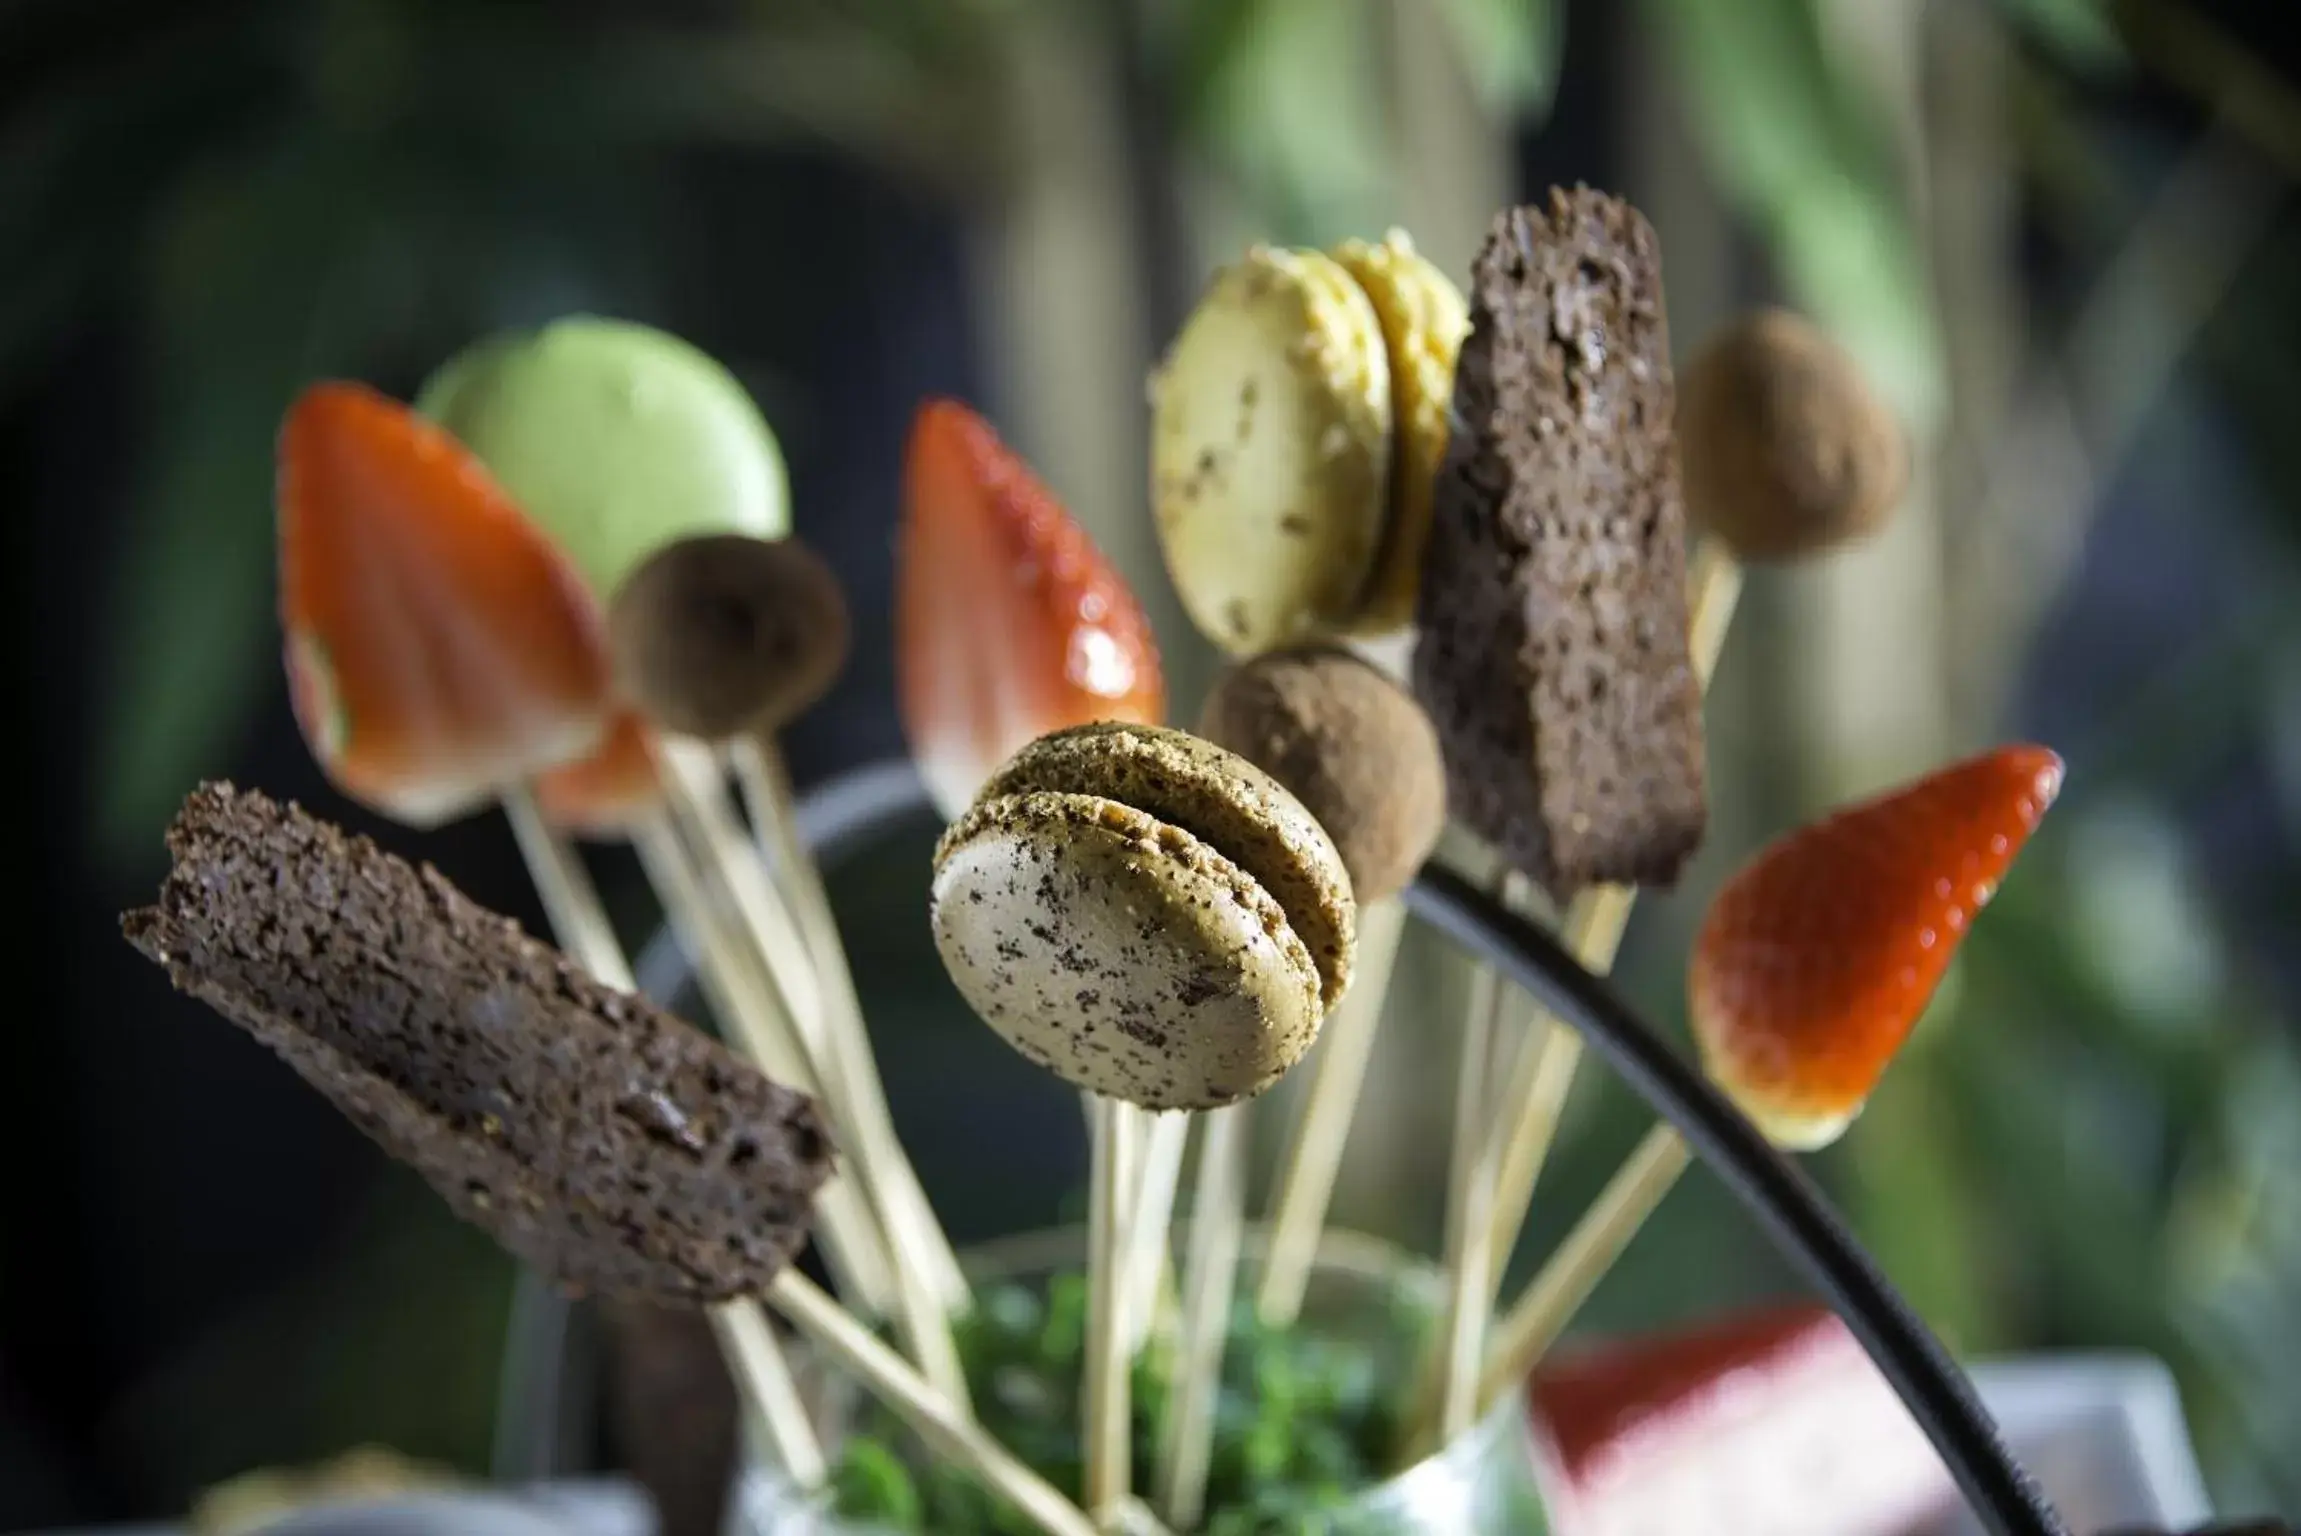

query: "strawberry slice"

left=1690, top=745, right=2064, bottom=1149
left=279, top=381, right=612, bottom=826
left=898, top=399, right=1165, bottom=818
left=534, top=708, right=660, bottom=837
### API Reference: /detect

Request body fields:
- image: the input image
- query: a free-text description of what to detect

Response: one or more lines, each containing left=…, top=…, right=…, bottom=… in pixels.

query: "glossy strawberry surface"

left=897, top=399, right=1164, bottom=819
left=278, top=381, right=612, bottom=826
left=1689, top=745, right=2064, bottom=1148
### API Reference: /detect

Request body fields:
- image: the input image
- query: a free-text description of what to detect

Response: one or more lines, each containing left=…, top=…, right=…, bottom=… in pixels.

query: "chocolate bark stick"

left=124, top=783, right=831, bottom=1303
left=1406, top=189, right=1711, bottom=1449
left=126, top=783, right=1101, bottom=1536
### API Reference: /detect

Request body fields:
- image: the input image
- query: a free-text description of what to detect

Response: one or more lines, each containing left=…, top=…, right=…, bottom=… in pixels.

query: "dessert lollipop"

left=930, top=722, right=1356, bottom=1521
left=1677, top=307, right=1908, bottom=563
left=606, top=528, right=969, bottom=1403
left=1474, top=745, right=2064, bottom=1405
left=277, top=382, right=613, bottom=827
left=898, top=399, right=1165, bottom=821
left=124, top=782, right=834, bottom=1302
left=127, top=785, right=1101, bottom=1536
left=1148, top=232, right=1468, bottom=653
left=1411, top=189, right=1710, bottom=903
left=1198, top=642, right=1447, bottom=908
left=1473, top=303, right=1916, bottom=1359
left=934, top=723, right=1354, bottom=1110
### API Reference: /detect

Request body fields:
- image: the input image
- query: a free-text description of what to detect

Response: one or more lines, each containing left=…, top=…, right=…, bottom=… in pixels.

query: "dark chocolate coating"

left=122, top=782, right=833, bottom=1306
left=1411, top=189, right=1709, bottom=901
left=609, top=533, right=850, bottom=741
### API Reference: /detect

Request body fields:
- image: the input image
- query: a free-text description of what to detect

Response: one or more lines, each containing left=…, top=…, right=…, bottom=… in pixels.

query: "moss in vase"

left=827, top=1273, right=1428, bottom=1533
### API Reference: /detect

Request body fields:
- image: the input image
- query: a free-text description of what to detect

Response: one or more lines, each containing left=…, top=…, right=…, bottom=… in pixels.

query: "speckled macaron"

left=929, top=723, right=1356, bottom=1110
left=1150, top=247, right=1393, bottom=657
left=1329, top=231, right=1470, bottom=635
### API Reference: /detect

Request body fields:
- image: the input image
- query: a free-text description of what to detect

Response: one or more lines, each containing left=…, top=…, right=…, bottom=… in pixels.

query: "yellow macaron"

left=1150, top=246, right=1394, bottom=657
left=1330, top=229, right=1470, bottom=634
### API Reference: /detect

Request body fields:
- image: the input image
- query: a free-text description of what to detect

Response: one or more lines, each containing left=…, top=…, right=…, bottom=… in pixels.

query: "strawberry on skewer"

left=1476, top=745, right=2065, bottom=1411
left=1691, top=744, right=2064, bottom=1150
left=897, top=399, right=1165, bottom=820
left=279, top=382, right=613, bottom=825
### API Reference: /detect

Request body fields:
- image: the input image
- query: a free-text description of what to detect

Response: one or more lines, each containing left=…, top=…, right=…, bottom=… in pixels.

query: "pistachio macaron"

left=1151, top=247, right=1393, bottom=657
left=417, top=317, right=790, bottom=602
left=1329, top=230, right=1470, bottom=634
left=930, top=723, right=1356, bottom=1110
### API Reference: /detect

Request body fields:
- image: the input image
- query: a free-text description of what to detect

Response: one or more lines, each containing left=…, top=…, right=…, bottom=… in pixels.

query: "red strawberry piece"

left=1690, top=745, right=2064, bottom=1149
left=897, top=399, right=1165, bottom=819
left=279, top=381, right=613, bottom=826
left=534, top=708, right=660, bottom=837
left=1527, top=1304, right=1949, bottom=1535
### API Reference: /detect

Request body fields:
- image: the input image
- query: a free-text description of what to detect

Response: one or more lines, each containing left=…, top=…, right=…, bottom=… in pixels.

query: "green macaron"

left=417, top=316, right=790, bottom=601
left=930, top=723, right=1356, bottom=1110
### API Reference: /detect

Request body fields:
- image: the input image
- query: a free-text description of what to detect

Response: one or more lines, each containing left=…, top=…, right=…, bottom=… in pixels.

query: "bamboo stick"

left=1255, top=897, right=1409, bottom=1324
left=498, top=788, right=827, bottom=1486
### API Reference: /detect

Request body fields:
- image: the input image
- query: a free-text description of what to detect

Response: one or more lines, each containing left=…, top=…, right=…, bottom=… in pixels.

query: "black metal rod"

left=1404, top=863, right=2068, bottom=1536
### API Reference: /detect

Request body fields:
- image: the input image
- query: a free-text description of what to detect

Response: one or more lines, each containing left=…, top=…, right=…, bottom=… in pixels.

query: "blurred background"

left=4, top=0, right=2297, bottom=1525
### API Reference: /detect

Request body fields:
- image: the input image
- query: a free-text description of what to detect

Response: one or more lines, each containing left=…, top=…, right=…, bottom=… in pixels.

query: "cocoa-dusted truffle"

left=1676, top=308, right=1906, bottom=561
left=1411, top=189, right=1709, bottom=901
left=608, top=532, right=850, bottom=741
left=1198, top=643, right=1444, bottom=903
left=123, top=783, right=832, bottom=1305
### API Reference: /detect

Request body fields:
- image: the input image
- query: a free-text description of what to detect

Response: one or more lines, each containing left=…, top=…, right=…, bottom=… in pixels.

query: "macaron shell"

left=973, top=722, right=1355, bottom=1009
left=1330, top=231, right=1470, bottom=634
left=416, top=317, right=790, bottom=601
left=1151, top=247, right=1393, bottom=656
left=931, top=791, right=1324, bottom=1110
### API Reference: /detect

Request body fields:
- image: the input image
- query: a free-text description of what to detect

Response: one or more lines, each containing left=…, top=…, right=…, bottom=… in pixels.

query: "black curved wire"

left=1405, top=863, right=2068, bottom=1536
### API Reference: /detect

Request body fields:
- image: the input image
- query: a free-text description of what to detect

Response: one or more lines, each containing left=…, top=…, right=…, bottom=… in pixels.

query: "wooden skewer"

left=709, top=1301, right=829, bottom=1490
left=1155, top=1104, right=1248, bottom=1530
left=1121, top=1111, right=1190, bottom=1352
left=729, top=736, right=970, bottom=1312
left=767, top=1271, right=1101, bottom=1536
left=626, top=803, right=894, bottom=1311
left=1083, top=1097, right=1136, bottom=1522
left=498, top=787, right=826, bottom=1486
left=1255, top=897, right=1409, bottom=1325
left=1475, top=1123, right=1691, bottom=1407
left=1473, top=542, right=1743, bottom=1307
left=651, top=741, right=970, bottom=1409
left=1408, top=951, right=1512, bottom=1460
left=1476, top=887, right=1631, bottom=1293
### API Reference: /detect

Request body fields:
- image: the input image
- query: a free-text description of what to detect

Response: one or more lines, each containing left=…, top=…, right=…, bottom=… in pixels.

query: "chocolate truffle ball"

left=1677, top=309, right=1907, bottom=562
left=608, top=533, right=850, bottom=740
left=1198, top=643, right=1445, bottom=902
